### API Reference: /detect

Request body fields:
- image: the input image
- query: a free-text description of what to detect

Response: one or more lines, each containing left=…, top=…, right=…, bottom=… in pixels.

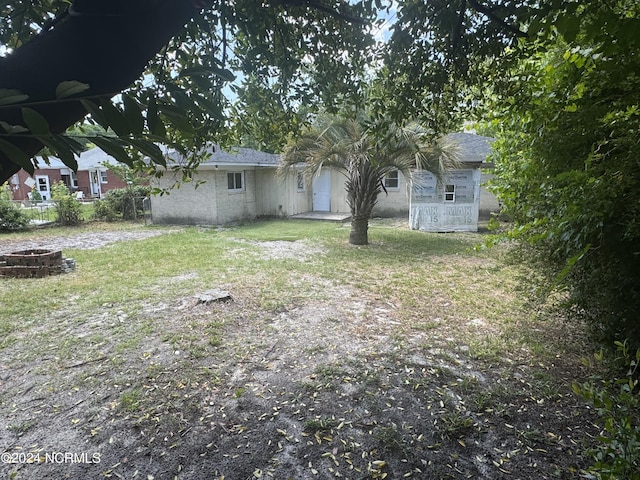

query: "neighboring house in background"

left=73, top=147, right=130, bottom=199
left=7, top=147, right=128, bottom=202
left=150, top=133, right=500, bottom=228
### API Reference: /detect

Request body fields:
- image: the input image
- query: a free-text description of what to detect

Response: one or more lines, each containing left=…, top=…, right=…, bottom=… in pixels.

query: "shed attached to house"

left=307, top=133, right=499, bottom=222
left=409, top=133, right=495, bottom=232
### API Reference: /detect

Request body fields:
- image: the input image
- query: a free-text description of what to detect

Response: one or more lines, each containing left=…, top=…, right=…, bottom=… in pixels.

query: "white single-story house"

left=149, top=133, right=499, bottom=228
left=150, top=145, right=308, bottom=225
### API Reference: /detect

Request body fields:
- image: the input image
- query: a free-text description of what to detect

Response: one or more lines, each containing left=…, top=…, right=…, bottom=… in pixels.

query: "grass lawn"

left=0, top=219, right=600, bottom=480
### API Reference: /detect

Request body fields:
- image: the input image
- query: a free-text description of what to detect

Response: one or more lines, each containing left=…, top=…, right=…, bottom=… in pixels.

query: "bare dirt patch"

left=0, top=226, right=600, bottom=480
left=0, top=228, right=177, bottom=255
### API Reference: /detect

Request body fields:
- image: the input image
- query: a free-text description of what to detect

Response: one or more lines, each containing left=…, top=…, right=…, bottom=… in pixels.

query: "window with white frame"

left=297, top=172, right=305, bottom=192
left=383, top=170, right=400, bottom=190
left=444, top=184, right=456, bottom=202
left=227, top=172, right=244, bottom=191
left=100, top=171, right=108, bottom=183
left=71, top=172, right=78, bottom=188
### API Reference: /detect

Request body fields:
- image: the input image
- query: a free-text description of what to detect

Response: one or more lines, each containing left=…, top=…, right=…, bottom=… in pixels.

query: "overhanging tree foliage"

left=0, top=0, right=379, bottom=185
left=378, top=1, right=640, bottom=127
left=2, top=0, right=622, bottom=188
left=2, top=1, right=626, bottom=186
left=0, top=1, right=208, bottom=181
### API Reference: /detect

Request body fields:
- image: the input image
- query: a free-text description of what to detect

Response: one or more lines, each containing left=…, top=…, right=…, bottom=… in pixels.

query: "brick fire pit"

left=0, top=249, right=69, bottom=278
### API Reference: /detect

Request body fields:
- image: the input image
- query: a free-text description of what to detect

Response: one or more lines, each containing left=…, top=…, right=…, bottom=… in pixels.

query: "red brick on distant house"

left=6, top=147, right=128, bottom=202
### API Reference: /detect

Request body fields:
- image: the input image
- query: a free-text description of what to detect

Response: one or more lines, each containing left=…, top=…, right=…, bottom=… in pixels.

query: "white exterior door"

left=35, top=175, right=50, bottom=201
left=312, top=170, right=331, bottom=211
left=89, top=170, right=102, bottom=197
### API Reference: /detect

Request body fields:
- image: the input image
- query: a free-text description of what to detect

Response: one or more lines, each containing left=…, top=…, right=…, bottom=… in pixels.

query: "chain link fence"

left=2, top=197, right=152, bottom=225
left=4, top=200, right=57, bottom=224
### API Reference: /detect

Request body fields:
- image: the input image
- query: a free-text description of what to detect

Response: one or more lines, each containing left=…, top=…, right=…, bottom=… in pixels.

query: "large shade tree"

left=372, top=1, right=640, bottom=131
left=0, top=0, right=379, bottom=185
left=1, top=1, right=617, bottom=186
left=371, top=0, right=640, bottom=347
left=281, top=114, right=457, bottom=245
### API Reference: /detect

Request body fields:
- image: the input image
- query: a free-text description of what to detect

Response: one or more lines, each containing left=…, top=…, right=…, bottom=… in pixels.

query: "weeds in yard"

left=303, top=417, right=336, bottom=433
left=450, top=376, right=480, bottom=395
left=314, top=364, right=346, bottom=380
left=468, top=390, right=496, bottom=412
left=120, top=388, right=142, bottom=412
left=7, top=420, right=38, bottom=436
left=437, top=411, right=476, bottom=440
left=372, top=424, right=405, bottom=453
left=304, top=344, right=327, bottom=355
left=516, top=426, right=546, bottom=447
left=0, top=220, right=605, bottom=480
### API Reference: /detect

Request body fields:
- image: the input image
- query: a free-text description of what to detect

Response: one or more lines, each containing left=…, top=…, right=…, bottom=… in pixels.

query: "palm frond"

left=280, top=112, right=459, bottom=196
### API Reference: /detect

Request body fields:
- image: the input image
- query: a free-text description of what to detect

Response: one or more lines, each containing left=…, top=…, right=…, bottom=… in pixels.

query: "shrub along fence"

left=93, top=186, right=151, bottom=222
left=0, top=200, right=56, bottom=228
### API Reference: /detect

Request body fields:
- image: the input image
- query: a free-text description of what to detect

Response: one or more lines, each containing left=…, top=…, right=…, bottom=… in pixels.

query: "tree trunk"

left=349, top=215, right=369, bottom=245
left=345, top=160, right=384, bottom=245
left=0, top=0, right=206, bottom=184
left=346, top=163, right=381, bottom=245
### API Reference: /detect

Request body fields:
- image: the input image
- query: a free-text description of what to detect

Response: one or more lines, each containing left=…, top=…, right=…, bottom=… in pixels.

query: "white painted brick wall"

left=151, top=169, right=259, bottom=225
left=151, top=171, right=219, bottom=225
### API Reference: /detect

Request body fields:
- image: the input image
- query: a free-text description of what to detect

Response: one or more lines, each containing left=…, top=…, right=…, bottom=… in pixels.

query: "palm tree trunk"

left=347, top=163, right=380, bottom=245
left=349, top=215, right=369, bottom=245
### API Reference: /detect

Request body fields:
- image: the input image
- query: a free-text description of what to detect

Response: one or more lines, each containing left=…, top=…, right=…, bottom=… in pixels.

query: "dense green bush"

left=93, top=186, right=150, bottom=221
left=51, top=181, right=81, bottom=226
left=487, top=38, right=640, bottom=347
left=574, top=341, right=640, bottom=480
left=0, top=199, right=29, bottom=231
left=30, top=188, right=42, bottom=204
left=92, top=199, right=117, bottom=222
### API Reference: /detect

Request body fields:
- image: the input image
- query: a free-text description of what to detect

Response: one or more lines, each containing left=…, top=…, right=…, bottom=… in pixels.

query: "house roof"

left=30, top=135, right=491, bottom=173
left=78, top=147, right=116, bottom=169
left=167, top=143, right=280, bottom=168
left=183, top=136, right=493, bottom=169
left=444, top=132, right=494, bottom=165
left=31, top=143, right=279, bottom=173
left=32, top=155, right=66, bottom=170
left=33, top=147, right=116, bottom=171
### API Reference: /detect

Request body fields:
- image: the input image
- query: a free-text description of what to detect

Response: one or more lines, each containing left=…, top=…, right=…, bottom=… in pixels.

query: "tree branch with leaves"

left=0, top=0, right=378, bottom=184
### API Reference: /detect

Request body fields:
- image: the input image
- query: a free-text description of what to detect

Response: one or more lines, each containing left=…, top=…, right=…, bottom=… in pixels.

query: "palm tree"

left=280, top=114, right=457, bottom=245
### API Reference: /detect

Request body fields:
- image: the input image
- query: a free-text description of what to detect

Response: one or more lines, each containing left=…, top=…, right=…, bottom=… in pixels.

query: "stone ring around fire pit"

left=0, top=249, right=76, bottom=278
